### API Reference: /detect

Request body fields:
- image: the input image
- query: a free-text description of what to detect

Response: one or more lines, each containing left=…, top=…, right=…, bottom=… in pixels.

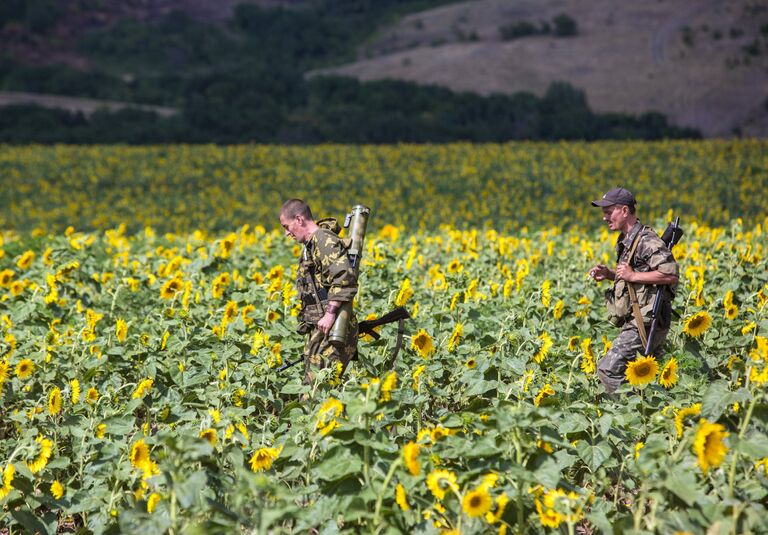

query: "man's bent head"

left=279, top=199, right=315, bottom=243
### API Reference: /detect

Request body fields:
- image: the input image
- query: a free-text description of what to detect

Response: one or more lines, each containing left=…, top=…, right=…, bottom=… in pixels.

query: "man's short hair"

left=280, top=199, right=313, bottom=221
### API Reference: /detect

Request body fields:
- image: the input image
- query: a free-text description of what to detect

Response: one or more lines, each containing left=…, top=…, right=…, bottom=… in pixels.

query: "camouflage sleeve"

left=312, top=229, right=358, bottom=303
left=637, top=231, right=679, bottom=276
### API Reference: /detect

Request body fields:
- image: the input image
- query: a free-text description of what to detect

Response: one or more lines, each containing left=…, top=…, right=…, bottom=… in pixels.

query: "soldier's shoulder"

left=638, top=226, right=663, bottom=244
left=312, top=228, right=344, bottom=252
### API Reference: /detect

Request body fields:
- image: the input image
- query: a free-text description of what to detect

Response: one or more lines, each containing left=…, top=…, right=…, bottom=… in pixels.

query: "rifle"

left=277, top=307, right=411, bottom=372
left=642, top=217, right=684, bottom=356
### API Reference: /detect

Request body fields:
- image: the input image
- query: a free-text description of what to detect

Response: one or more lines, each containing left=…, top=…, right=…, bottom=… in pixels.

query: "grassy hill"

left=0, top=0, right=748, bottom=141
left=317, top=0, right=768, bottom=138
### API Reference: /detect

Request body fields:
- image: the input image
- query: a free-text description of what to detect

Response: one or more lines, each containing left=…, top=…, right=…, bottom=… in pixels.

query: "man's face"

left=280, top=213, right=308, bottom=243
left=601, top=204, right=629, bottom=231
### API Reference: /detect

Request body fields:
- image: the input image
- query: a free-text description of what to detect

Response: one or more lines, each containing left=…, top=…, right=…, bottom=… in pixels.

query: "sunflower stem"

left=727, top=393, right=758, bottom=498
left=512, top=430, right=525, bottom=535
left=373, top=458, right=401, bottom=526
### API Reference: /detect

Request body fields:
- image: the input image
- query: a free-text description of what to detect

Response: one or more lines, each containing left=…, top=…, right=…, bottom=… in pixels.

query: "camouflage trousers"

left=597, top=320, right=669, bottom=394
left=303, top=315, right=358, bottom=385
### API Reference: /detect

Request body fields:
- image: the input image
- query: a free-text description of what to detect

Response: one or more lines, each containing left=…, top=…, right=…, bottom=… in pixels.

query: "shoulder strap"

left=303, top=243, right=326, bottom=313
left=625, top=229, right=648, bottom=347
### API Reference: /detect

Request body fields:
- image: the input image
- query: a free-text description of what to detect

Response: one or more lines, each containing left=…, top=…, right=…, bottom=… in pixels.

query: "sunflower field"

left=0, top=141, right=767, bottom=534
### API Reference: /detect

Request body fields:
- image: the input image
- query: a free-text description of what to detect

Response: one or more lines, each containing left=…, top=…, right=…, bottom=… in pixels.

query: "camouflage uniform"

left=597, top=222, right=679, bottom=393
left=296, top=227, right=358, bottom=385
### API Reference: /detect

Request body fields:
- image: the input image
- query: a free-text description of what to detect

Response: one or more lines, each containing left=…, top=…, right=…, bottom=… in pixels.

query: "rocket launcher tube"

left=329, top=205, right=370, bottom=347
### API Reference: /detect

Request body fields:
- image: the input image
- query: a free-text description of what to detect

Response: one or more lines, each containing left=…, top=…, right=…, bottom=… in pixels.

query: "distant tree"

left=552, top=13, right=577, bottom=37
left=499, top=21, right=540, bottom=41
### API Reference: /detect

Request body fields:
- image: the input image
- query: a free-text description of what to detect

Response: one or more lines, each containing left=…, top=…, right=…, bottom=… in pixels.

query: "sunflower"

left=465, top=358, right=477, bottom=369
left=0, top=464, right=15, bottom=500
left=486, top=492, right=509, bottom=524
left=534, top=384, right=555, bottom=407
left=675, top=403, right=701, bottom=438
left=447, top=259, right=463, bottom=274
left=625, top=355, right=659, bottom=387
left=130, top=440, right=151, bottom=470
left=132, top=378, right=154, bottom=399
left=199, top=428, right=218, bottom=447
left=580, top=339, right=596, bottom=374
left=223, top=301, right=238, bottom=323
left=724, top=304, right=738, bottom=320
left=10, top=280, right=25, bottom=296
left=15, top=358, right=34, bottom=379
left=160, top=278, right=183, bottom=299
left=533, top=332, right=553, bottom=363
left=658, top=358, right=678, bottom=389
left=115, top=319, right=128, bottom=343
left=0, top=269, right=14, bottom=288
left=541, top=280, right=551, bottom=308
left=395, top=483, right=409, bottom=511
left=395, top=278, right=414, bottom=307
left=412, top=365, right=426, bottom=391
left=411, top=329, right=434, bottom=358
left=431, top=425, right=451, bottom=443
left=426, top=469, right=458, bottom=501
left=0, top=360, right=9, bottom=383
left=693, top=419, right=729, bottom=474
left=249, top=445, right=282, bottom=472
left=683, top=311, right=712, bottom=338
left=86, top=387, right=99, bottom=404
left=316, top=397, right=344, bottom=436
left=266, top=310, right=280, bottom=322
left=66, top=378, right=79, bottom=404
left=553, top=300, right=564, bottom=319
left=380, top=371, right=397, bottom=402
left=28, top=436, right=53, bottom=474
left=16, top=250, right=34, bottom=270
left=402, top=441, right=421, bottom=476
left=447, top=322, right=463, bottom=352
left=50, top=480, right=64, bottom=499
left=146, top=492, right=161, bottom=513
left=462, top=487, right=493, bottom=518
left=48, top=387, right=62, bottom=415
left=95, top=423, right=107, bottom=439
left=568, top=336, right=580, bottom=352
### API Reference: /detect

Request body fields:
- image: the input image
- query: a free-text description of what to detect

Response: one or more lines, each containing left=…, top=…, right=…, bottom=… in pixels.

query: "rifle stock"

left=358, top=307, right=411, bottom=337
left=643, top=218, right=684, bottom=355
left=277, top=307, right=411, bottom=374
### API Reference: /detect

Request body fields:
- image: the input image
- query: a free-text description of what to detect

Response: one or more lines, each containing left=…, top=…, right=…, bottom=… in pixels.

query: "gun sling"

left=625, top=232, right=648, bottom=349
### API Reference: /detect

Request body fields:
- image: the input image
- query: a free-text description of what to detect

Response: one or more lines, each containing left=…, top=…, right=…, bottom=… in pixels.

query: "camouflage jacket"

left=296, top=228, right=358, bottom=326
left=609, top=221, right=679, bottom=321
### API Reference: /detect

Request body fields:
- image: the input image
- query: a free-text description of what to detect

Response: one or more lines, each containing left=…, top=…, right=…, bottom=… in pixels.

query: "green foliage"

left=0, top=216, right=766, bottom=533
left=499, top=20, right=542, bottom=41
left=0, top=3, right=699, bottom=143
left=552, top=13, right=577, bottom=37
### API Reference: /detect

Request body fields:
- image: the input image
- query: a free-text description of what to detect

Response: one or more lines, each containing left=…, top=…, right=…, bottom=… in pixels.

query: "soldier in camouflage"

left=279, top=199, right=358, bottom=385
left=588, top=188, right=679, bottom=394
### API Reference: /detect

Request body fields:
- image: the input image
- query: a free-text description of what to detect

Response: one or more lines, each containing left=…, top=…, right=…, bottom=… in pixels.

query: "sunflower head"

left=625, top=355, right=659, bottom=387
left=658, top=358, right=678, bottom=389
left=683, top=311, right=712, bottom=338
left=15, top=359, right=34, bottom=379
left=462, top=487, right=493, bottom=518
left=411, top=330, right=434, bottom=358
left=693, top=419, right=729, bottom=474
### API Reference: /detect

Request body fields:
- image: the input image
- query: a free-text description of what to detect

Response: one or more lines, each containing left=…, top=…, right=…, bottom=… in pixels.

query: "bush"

left=552, top=13, right=577, bottom=37
left=499, top=21, right=540, bottom=41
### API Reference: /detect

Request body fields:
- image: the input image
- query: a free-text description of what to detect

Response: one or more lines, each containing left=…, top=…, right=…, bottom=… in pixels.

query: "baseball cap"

left=591, top=187, right=636, bottom=207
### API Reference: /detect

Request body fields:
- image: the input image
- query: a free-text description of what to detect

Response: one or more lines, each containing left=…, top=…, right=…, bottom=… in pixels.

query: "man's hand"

left=588, top=264, right=614, bottom=282
left=317, top=311, right=336, bottom=335
left=615, top=263, right=636, bottom=282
